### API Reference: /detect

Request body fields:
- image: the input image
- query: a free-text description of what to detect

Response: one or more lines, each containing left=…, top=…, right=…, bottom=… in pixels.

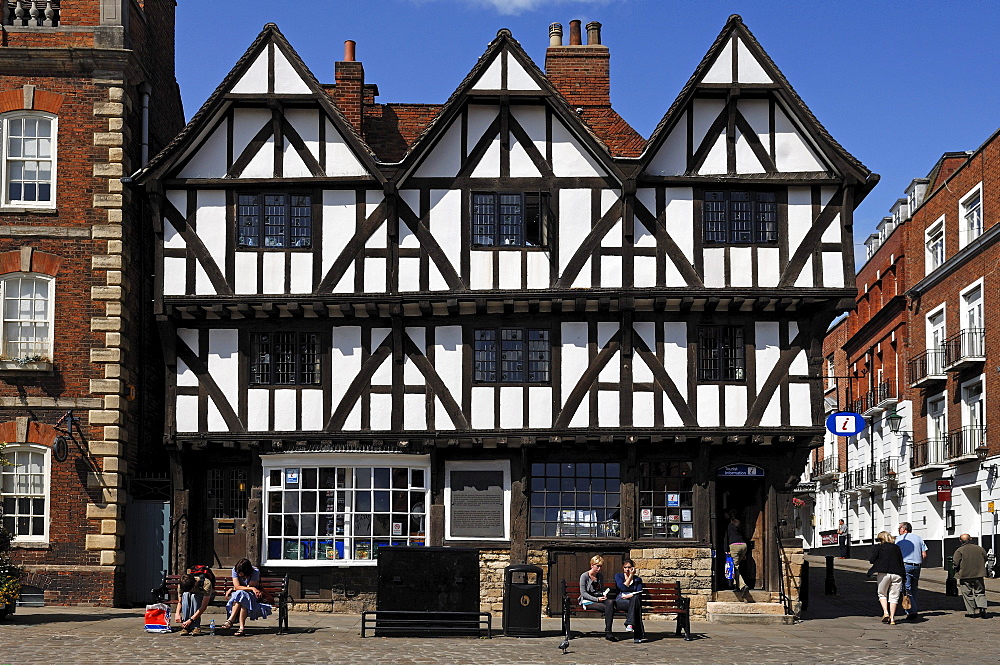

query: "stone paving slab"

left=1, top=562, right=999, bottom=664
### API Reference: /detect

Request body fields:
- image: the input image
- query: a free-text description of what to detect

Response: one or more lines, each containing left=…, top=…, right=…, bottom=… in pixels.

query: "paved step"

left=707, top=601, right=787, bottom=615
left=708, top=612, right=796, bottom=625
left=714, top=589, right=774, bottom=603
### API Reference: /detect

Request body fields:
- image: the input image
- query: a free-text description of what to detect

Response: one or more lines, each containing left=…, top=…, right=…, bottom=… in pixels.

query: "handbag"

left=724, top=554, right=735, bottom=582
left=901, top=594, right=912, bottom=610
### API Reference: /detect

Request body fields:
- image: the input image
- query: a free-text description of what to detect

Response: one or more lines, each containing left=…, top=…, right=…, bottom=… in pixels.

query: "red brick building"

left=0, top=0, right=182, bottom=606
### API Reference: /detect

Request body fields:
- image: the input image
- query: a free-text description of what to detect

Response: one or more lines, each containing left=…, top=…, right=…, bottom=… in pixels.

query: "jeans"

left=613, top=594, right=644, bottom=638
left=180, top=592, right=206, bottom=629
left=903, top=563, right=921, bottom=615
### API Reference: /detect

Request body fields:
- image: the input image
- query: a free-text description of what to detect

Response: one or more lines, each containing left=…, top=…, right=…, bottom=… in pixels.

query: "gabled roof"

left=132, top=23, right=384, bottom=186
left=641, top=15, right=875, bottom=191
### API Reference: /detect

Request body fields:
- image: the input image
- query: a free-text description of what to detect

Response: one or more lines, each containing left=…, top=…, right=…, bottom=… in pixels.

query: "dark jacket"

left=868, top=541, right=905, bottom=576
left=954, top=541, right=988, bottom=579
left=726, top=522, right=747, bottom=549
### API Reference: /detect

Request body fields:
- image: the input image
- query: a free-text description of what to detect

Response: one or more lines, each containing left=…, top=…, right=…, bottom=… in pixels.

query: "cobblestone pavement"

left=3, top=558, right=1000, bottom=665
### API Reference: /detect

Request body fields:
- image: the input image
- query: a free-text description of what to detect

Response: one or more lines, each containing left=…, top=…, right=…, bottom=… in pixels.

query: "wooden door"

left=547, top=550, right=624, bottom=616
left=206, top=467, right=249, bottom=567
left=716, top=478, right=766, bottom=590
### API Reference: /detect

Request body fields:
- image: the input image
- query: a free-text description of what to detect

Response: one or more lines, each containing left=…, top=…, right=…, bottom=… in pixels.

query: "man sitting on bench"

left=579, top=555, right=619, bottom=641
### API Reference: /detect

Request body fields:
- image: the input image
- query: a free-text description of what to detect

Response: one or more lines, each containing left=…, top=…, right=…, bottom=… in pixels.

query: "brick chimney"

left=545, top=20, right=610, bottom=107
left=334, top=40, right=364, bottom=132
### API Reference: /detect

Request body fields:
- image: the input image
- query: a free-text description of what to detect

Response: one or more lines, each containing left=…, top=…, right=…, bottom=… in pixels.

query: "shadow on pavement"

left=4, top=611, right=142, bottom=624
left=803, top=567, right=967, bottom=621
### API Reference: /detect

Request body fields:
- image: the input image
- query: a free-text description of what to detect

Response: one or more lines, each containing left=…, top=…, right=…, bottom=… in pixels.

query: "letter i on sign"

left=835, top=415, right=855, bottom=433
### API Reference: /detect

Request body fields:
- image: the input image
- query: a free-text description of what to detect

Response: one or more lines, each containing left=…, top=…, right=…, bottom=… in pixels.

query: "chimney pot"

left=568, top=19, right=582, bottom=45
left=586, top=21, right=601, bottom=45
left=343, top=40, right=356, bottom=62
left=548, top=22, right=563, bottom=47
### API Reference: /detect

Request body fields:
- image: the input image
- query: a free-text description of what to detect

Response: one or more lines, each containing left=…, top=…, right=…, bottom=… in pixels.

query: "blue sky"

left=176, top=1, right=1000, bottom=259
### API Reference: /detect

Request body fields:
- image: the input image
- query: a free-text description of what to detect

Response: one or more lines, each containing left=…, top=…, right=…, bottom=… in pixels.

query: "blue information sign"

left=717, top=464, right=765, bottom=478
left=825, top=412, right=865, bottom=437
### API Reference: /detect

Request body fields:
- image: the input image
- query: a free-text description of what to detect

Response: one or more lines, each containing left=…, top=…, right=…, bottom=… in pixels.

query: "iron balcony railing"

left=910, top=437, right=947, bottom=470
left=879, top=457, right=898, bottom=482
left=907, top=349, right=946, bottom=387
left=943, top=329, right=986, bottom=369
left=945, top=427, right=986, bottom=463
left=810, top=455, right=840, bottom=480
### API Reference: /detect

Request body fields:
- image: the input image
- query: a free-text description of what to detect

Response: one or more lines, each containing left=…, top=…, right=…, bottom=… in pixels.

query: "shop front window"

left=528, top=462, right=621, bottom=538
left=637, top=461, right=695, bottom=539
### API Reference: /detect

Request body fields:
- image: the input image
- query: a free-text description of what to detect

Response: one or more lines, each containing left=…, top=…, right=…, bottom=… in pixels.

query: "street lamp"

left=886, top=410, right=904, bottom=434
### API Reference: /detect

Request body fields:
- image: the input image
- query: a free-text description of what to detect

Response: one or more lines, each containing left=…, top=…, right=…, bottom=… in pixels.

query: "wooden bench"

left=560, top=579, right=692, bottom=641
left=360, top=610, right=493, bottom=638
left=152, top=571, right=290, bottom=634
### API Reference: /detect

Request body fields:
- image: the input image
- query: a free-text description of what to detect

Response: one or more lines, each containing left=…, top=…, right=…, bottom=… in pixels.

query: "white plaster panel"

left=636, top=188, right=656, bottom=241
left=404, top=393, right=425, bottom=430
left=736, top=38, right=772, bottom=83
left=240, top=135, right=274, bottom=179
left=697, top=384, right=719, bottom=426
left=757, top=247, right=779, bottom=287
left=285, top=109, right=320, bottom=166
left=788, top=321, right=799, bottom=346
left=552, top=121, right=603, bottom=177
left=398, top=219, right=418, bottom=248
left=822, top=214, right=842, bottom=243
left=207, top=399, right=226, bottom=432
left=760, top=394, right=781, bottom=427
left=364, top=257, right=386, bottom=293
left=633, top=391, right=654, bottom=428
left=663, top=398, right=683, bottom=427
left=823, top=252, right=844, bottom=288
left=647, top=110, right=687, bottom=176
left=634, top=256, right=656, bottom=287
left=194, top=262, right=213, bottom=296
left=290, top=253, right=312, bottom=293
left=273, top=390, right=297, bottom=431
left=598, top=391, right=619, bottom=428
left=505, top=53, right=541, bottom=90
left=247, top=390, right=269, bottom=431
left=234, top=253, right=257, bottom=295
left=787, top=187, right=812, bottom=258
left=178, top=124, right=228, bottom=178
left=176, top=355, right=197, bottom=387
left=404, top=327, right=425, bottom=384
left=755, top=322, right=780, bottom=388
left=558, top=189, right=591, bottom=273
left=510, top=132, right=542, bottom=178
left=603, top=218, right=623, bottom=248
left=197, top=190, right=226, bottom=273
left=571, top=260, right=592, bottom=289
left=499, top=252, right=521, bottom=290
left=500, top=387, right=523, bottom=429
left=735, top=129, right=765, bottom=174
left=663, top=322, right=687, bottom=401
left=429, top=263, right=447, bottom=291
left=273, top=47, right=310, bottom=93
left=334, top=267, right=355, bottom=293
left=789, top=383, right=813, bottom=426
left=366, top=219, right=387, bottom=249
left=283, top=137, right=311, bottom=178
left=692, top=99, right=725, bottom=154
left=400, top=190, right=420, bottom=220
left=430, top=189, right=461, bottom=272
left=511, top=106, right=546, bottom=159
left=262, top=253, right=284, bottom=294
left=165, top=189, right=187, bottom=221
left=700, top=133, right=728, bottom=175
left=176, top=395, right=198, bottom=432
left=774, top=106, right=825, bottom=172
left=632, top=349, right=654, bottom=383
left=472, top=55, right=502, bottom=89
left=599, top=349, right=620, bottom=383
left=471, top=139, right=502, bottom=178
left=331, top=326, right=361, bottom=421
left=634, top=321, right=655, bottom=355
left=369, top=393, right=392, bottom=430
left=790, top=349, right=808, bottom=375
left=177, top=328, right=198, bottom=354
left=601, top=256, right=622, bottom=288
left=468, top=105, right=498, bottom=152
left=232, top=108, right=272, bottom=165
left=434, top=326, right=463, bottom=399
left=703, top=40, right=733, bottom=83
left=528, top=386, right=552, bottom=428
left=724, top=385, right=748, bottom=426
left=399, top=257, right=420, bottom=292
left=598, top=321, right=617, bottom=348
left=703, top=248, right=726, bottom=287
left=794, top=262, right=813, bottom=288
left=526, top=252, right=549, bottom=289
left=371, top=351, right=392, bottom=385
left=633, top=210, right=655, bottom=249
left=415, top=119, right=461, bottom=177
left=472, top=387, right=495, bottom=429
left=323, top=190, right=355, bottom=276
left=730, top=247, right=753, bottom=287
left=163, top=219, right=184, bottom=249
left=345, top=402, right=361, bottom=430
left=164, top=257, right=186, bottom=295
left=371, top=328, right=390, bottom=351
left=739, top=98, right=770, bottom=147
left=208, top=329, right=238, bottom=408
left=300, top=390, right=324, bottom=430
left=470, top=252, right=493, bottom=290
left=435, top=397, right=455, bottom=431
left=561, top=322, right=589, bottom=427
left=324, top=118, right=368, bottom=176
left=664, top=188, right=694, bottom=262
left=231, top=50, right=269, bottom=93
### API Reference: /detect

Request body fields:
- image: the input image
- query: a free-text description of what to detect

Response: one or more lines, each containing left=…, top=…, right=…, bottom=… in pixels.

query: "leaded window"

left=703, top=191, right=777, bottom=243
left=250, top=332, right=321, bottom=385
left=472, top=192, right=547, bottom=247
left=474, top=328, right=550, bottom=384
left=698, top=325, right=746, bottom=382
left=237, top=193, right=312, bottom=248
left=529, top=462, right=621, bottom=538
left=637, top=461, right=695, bottom=539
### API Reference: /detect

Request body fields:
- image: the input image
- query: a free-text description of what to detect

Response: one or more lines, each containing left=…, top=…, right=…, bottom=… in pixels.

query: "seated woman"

left=579, top=555, right=618, bottom=641
left=614, top=558, right=646, bottom=643
left=223, top=558, right=271, bottom=636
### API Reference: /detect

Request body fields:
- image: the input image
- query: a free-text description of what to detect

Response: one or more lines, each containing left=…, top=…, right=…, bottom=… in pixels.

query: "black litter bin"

left=503, top=564, right=543, bottom=636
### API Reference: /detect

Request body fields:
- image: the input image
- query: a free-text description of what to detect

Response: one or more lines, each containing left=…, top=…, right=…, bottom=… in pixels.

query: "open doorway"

left=716, top=476, right=766, bottom=591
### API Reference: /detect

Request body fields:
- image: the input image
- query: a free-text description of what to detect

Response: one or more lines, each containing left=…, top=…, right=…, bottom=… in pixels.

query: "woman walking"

left=869, top=531, right=905, bottom=625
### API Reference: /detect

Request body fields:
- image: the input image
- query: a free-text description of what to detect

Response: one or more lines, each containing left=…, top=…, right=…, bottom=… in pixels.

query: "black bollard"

left=825, top=555, right=838, bottom=595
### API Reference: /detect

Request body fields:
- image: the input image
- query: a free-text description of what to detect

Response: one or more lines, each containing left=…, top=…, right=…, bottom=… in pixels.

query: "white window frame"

left=825, top=355, right=836, bottom=391
left=444, top=459, right=511, bottom=542
left=960, top=279, right=984, bottom=331
left=1, top=112, right=57, bottom=209
left=959, top=182, right=983, bottom=249
left=925, top=217, right=945, bottom=274
left=960, top=375, right=985, bottom=431
left=927, top=392, right=947, bottom=440
left=0, top=443, right=51, bottom=544
left=0, top=273, right=54, bottom=361
left=260, top=453, right=431, bottom=567
left=926, top=305, right=946, bottom=351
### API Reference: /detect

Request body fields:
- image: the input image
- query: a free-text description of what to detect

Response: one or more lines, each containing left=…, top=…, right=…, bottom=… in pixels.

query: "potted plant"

left=0, top=441, right=21, bottom=620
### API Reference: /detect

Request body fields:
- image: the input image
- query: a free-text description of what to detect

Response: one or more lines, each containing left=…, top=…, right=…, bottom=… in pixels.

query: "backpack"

left=188, top=565, right=216, bottom=594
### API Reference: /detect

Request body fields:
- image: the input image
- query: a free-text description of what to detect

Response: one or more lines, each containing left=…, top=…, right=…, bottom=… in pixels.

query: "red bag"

left=144, top=603, right=171, bottom=633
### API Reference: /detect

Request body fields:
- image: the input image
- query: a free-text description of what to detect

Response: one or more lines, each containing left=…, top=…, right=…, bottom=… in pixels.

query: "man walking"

left=837, top=519, right=849, bottom=558
left=954, top=534, right=989, bottom=619
left=896, top=522, right=927, bottom=620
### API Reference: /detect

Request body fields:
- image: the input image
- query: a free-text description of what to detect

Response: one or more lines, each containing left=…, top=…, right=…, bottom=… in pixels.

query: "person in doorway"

left=173, top=565, right=215, bottom=635
left=869, top=530, right=905, bottom=625
left=727, top=516, right=750, bottom=593
left=614, top=558, right=645, bottom=643
left=837, top=519, right=849, bottom=558
left=953, top=534, right=989, bottom=618
left=222, top=558, right=271, bottom=636
left=895, top=522, right=927, bottom=620
left=579, top=555, right=618, bottom=641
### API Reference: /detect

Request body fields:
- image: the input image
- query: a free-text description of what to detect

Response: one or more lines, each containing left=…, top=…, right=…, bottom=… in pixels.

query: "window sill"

left=472, top=246, right=548, bottom=252
left=263, top=559, right=378, bottom=567
left=13, top=541, right=50, bottom=550
left=0, top=360, right=53, bottom=373
left=0, top=207, right=58, bottom=215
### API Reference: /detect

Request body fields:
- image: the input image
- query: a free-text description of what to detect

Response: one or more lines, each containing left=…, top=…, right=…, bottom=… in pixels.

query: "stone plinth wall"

left=630, top=547, right=713, bottom=619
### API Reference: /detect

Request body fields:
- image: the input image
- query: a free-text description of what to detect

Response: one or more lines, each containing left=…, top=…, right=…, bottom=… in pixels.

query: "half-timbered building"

left=131, top=15, right=876, bottom=617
